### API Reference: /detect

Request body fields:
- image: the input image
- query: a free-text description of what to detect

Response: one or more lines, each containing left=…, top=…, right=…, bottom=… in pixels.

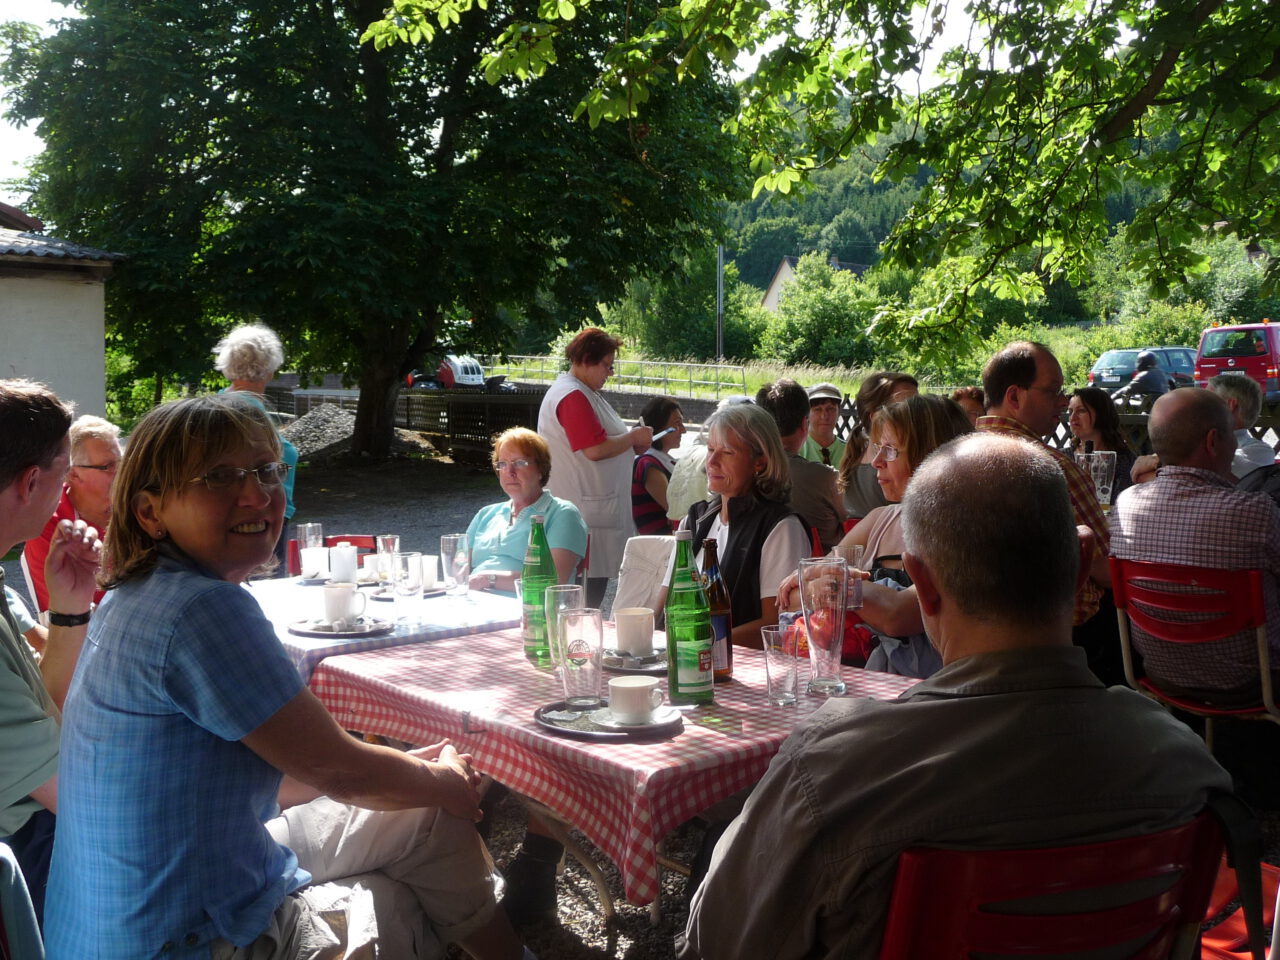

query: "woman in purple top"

left=631, top=396, right=686, bottom=535
left=46, top=395, right=528, bottom=960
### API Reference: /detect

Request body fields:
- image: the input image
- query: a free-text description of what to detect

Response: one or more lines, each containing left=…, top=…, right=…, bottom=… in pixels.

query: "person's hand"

left=416, top=743, right=483, bottom=821
left=777, top=566, right=868, bottom=610
left=45, top=519, right=102, bottom=615
left=630, top=425, right=654, bottom=453
left=1131, top=453, right=1159, bottom=485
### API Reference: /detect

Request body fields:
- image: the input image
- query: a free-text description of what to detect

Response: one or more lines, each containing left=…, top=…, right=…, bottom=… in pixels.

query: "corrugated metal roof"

left=0, top=228, right=124, bottom=262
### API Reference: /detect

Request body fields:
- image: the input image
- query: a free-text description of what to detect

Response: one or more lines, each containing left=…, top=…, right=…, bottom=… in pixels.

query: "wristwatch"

left=487, top=573, right=498, bottom=590
left=48, top=610, right=91, bottom=627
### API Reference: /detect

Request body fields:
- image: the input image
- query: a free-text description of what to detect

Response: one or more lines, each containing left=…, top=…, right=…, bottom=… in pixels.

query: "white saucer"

left=588, top=705, right=681, bottom=730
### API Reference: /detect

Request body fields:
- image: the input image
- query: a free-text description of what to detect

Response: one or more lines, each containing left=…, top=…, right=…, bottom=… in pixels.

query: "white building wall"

left=0, top=274, right=107, bottom=416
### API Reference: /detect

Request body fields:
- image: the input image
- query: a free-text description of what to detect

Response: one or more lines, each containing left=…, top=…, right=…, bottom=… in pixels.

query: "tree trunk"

left=350, top=360, right=403, bottom=458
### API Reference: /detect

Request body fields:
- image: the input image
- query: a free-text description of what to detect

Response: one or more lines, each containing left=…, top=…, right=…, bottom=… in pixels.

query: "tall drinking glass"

left=392, top=552, right=423, bottom=622
left=297, top=522, right=324, bottom=549
left=798, top=557, right=847, bottom=696
left=558, top=608, right=604, bottom=710
left=439, top=534, right=470, bottom=596
left=376, top=534, right=400, bottom=582
left=545, top=584, right=584, bottom=665
left=1091, top=450, right=1117, bottom=510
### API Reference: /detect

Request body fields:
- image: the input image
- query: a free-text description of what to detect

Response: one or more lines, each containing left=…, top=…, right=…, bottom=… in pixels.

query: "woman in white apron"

left=537, top=328, right=652, bottom=608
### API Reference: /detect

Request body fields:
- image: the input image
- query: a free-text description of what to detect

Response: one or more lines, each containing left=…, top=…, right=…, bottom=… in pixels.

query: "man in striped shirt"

left=977, top=341, right=1119, bottom=683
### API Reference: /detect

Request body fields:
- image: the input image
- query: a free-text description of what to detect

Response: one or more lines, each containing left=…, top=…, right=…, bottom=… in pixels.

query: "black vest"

left=686, top=493, right=799, bottom=627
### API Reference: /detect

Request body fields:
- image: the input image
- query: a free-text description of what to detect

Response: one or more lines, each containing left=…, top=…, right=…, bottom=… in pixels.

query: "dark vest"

left=686, top=493, right=798, bottom=627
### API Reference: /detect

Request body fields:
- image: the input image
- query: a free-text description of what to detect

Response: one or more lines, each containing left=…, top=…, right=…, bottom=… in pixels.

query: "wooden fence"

left=285, top=386, right=1280, bottom=462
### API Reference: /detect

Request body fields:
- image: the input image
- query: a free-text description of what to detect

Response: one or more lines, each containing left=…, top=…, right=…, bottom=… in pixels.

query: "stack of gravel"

left=280, top=403, right=437, bottom=461
left=280, top=404, right=358, bottom=460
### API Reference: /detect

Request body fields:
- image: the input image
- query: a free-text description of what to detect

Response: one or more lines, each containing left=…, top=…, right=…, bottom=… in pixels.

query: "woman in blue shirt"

left=465, top=428, right=587, bottom=592
left=46, top=394, right=527, bottom=960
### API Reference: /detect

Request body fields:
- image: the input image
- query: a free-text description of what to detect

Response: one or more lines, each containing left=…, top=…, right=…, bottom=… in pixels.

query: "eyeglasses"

left=494, top=459, right=532, bottom=472
left=1028, top=384, right=1067, bottom=400
left=869, top=441, right=901, bottom=462
left=73, top=461, right=120, bottom=473
left=188, top=461, right=290, bottom=492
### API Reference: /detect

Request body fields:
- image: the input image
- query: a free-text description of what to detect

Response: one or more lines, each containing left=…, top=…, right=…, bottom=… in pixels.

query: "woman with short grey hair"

left=214, top=324, right=299, bottom=571
left=214, top=324, right=286, bottom=387
left=676, top=402, right=809, bottom=648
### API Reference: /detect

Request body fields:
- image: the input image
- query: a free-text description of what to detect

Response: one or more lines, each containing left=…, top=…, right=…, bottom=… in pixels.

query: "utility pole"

left=715, top=244, right=725, bottom=360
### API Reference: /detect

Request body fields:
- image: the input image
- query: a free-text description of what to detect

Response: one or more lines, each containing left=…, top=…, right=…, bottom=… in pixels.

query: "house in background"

left=0, top=202, right=122, bottom=416
left=760, top=254, right=870, bottom=312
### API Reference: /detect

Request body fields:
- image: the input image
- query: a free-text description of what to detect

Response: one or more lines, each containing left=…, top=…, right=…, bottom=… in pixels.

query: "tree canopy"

left=3, top=0, right=746, bottom=452
left=369, top=0, right=1279, bottom=354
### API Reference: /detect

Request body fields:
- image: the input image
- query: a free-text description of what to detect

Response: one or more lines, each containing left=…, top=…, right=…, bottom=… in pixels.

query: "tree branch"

left=1093, top=0, right=1225, bottom=145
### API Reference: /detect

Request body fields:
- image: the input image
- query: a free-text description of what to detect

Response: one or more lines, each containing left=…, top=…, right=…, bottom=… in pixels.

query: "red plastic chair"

left=1109, top=558, right=1280, bottom=752
left=323, top=534, right=377, bottom=552
left=879, top=812, right=1225, bottom=959
left=1201, top=858, right=1280, bottom=959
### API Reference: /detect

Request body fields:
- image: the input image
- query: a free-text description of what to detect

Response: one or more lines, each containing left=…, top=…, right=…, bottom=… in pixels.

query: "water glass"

left=760, top=625, right=798, bottom=705
left=297, top=522, right=324, bottom=549
left=376, top=534, right=401, bottom=581
left=798, top=557, right=847, bottom=696
left=392, top=552, right=423, bottom=600
left=558, top=607, right=604, bottom=710
left=440, top=534, right=470, bottom=596
left=545, top=584, right=585, bottom=664
left=831, top=543, right=865, bottom=609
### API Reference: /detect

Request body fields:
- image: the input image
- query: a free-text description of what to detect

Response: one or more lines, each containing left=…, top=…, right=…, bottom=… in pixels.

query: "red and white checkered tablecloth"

left=245, top=578, right=522, bottom=680
left=310, top=626, right=920, bottom=904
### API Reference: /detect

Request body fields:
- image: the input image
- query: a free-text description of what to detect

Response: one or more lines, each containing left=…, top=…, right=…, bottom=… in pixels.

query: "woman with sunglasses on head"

left=46, top=394, right=530, bottom=960
left=465, top=427, right=588, bottom=592
left=781, top=395, right=972, bottom=677
left=836, top=371, right=918, bottom=520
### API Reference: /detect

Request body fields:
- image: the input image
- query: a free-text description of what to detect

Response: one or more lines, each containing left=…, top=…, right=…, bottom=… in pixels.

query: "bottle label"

left=710, top=613, right=731, bottom=671
left=676, top=644, right=713, bottom=692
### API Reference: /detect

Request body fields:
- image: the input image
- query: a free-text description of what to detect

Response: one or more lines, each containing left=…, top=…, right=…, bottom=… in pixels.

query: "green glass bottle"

left=521, top=514, right=557, bottom=666
left=666, top=529, right=714, bottom=705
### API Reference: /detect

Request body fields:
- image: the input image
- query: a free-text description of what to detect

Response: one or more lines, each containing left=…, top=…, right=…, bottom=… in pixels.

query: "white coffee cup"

left=614, top=607, right=655, bottom=656
left=299, top=546, right=330, bottom=579
left=421, top=554, right=439, bottom=589
left=608, top=676, right=664, bottom=724
left=322, top=582, right=367, bottom=630
left=330, top=542, right=359, bottom=582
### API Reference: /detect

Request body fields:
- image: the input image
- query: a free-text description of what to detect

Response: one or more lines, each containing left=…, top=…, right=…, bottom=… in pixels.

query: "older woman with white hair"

left=214, top=324, right=300, bottom=570
left=676, top=403, right=810, bottom=648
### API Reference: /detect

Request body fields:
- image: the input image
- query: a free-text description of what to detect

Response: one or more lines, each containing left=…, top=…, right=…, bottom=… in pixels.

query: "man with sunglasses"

left=23, top=414, right=121, bottom=614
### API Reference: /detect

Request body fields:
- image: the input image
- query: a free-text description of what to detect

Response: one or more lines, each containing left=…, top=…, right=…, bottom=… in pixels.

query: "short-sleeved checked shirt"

left=1109, top=466, right=1280, bottom=694
left=976, top=416, right=1109, bottom=625
left=46, top=551, right=306, bottom=959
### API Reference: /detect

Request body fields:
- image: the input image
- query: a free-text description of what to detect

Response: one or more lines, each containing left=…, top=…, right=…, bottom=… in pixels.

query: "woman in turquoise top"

left=214, top=324, right=300, bottom=573
left=465, top=427, right=588, bottom=592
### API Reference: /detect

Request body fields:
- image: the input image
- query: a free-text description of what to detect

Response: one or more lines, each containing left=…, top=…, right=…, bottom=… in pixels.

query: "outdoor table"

left=246, top=577, right=521, bottom=680
left=309, top=625, right=920, bottom=905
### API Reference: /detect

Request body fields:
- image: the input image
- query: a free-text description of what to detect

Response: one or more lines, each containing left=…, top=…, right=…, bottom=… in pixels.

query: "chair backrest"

left=614, top=536, right=676, bottom=612
left=1109, top=559, right=1267, bottom=643
left=878, top=811, right=1223, bottom=959
left=323, top=534, right=377, bottom=552
left=1109, top=558, right=1275, bottom=718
